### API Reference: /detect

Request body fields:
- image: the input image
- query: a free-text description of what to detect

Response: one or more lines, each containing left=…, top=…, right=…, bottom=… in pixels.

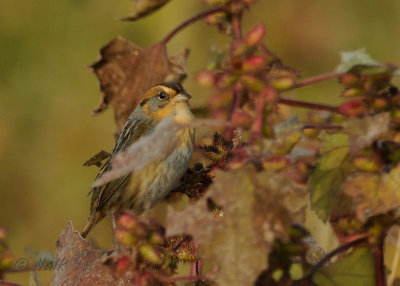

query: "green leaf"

left=309, top=133, right=349, bottom=222
left=335, top=48, right=381, bottom=73
left=314, top=247, right=375, bottom=286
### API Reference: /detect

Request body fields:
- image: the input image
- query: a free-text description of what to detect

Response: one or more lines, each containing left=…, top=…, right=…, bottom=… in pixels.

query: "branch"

left=0, top=281, right=23, bottom=286
left=374, top=234, right=387, bottom=286
left=289, top=72, right=342, bottom=90
left=298, top=236, right=368, bottom=282
left=158, top=275, right=207, bottom=283
left=224, top=88, right=242, bottom=140
left=231, top=11, right=242, bottom=39
left=161, top=6, right=226, bottom=44
left=278, top=97, right=340, bottom=113
left=248, top=88, right=270, bottom=142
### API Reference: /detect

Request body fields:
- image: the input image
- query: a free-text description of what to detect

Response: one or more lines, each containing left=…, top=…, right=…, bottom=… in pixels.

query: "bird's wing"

left=90, top=117, right=155, bottom=212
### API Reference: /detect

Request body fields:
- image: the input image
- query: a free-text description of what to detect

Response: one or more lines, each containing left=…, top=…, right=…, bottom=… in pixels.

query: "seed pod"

left=115, top=229, right=137, bottom=246
left=372, top=97, right=388, bottom=110
left=245, top=24, right=265, bottom=47
left=139, top=244, right=163, bottom=265
left=339, top=99, right=365, bottom=116
left=240, top=75, right=264, bottom=92
left=262, top=156, right=289, bottom=171
left=302, top=128, right=319, bottom=138
left=339, top=73, right=360, bottom=86
left=196, top=70, right=216, bottom=87
left=353, top=156, right=379, bottom=172
left=242, top=55, right=266, bottom=72
left=0, top=253, right=14, bottom=270
left=148, top=231, right=166, bottom=246
left=114, top=255, right=132, bottom=274
left=231, top=39, right=247, bottom=57
left=271, top=77, right=295, bottom=90
left=342, top=88, right=363, bottom=97
left=0, top=226, right=7, bottom=240
left=176, top=247, right=197, bottom=262
left=117, top=213, right=138, bottom=230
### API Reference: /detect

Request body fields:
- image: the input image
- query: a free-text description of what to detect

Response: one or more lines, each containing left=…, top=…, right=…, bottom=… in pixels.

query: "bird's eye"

left=157, top=91, right=167, bottom=100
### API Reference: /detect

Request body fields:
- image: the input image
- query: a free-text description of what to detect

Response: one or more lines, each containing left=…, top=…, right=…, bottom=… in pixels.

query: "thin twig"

left=278, top=97, right=340, bottom=113
left=248, top=88, right=269, bottom=142
left=374, top=234, right=387, bottom=286
left=231, top=11, right=243, bottom=39
left=161, top=6, right=226, bottom=44
left=261, top=44, right=282, bottom=63
left=224, top=88, right=241, bottom=140
left=158, top=275, right=206, bottom=283
left=289, top=72, right=342, bottom=90
left=0, top=281, right=24, bottom=286
left=298, top=236, right=368, bottom=282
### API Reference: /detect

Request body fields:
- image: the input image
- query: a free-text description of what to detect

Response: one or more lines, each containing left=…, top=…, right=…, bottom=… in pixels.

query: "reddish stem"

left=289, top=72, right=342, bottom=90
left=158, top=275, right=205, bottom=283
left=224, top=88, right=242, bottom=139
left=134, top=270, right=142, bottom=286
left=374, top=236, right=387, bottom=286
left=278, top=97, right=340, bottom=113
left=0, top=281, right=23, bottom=286
left=249, top=88, right=271, bottom=142
left=161, top=6, right=226, bottom=44
left=261, top=44, right=282, bottom=63
left=189, top=242, right=202, bottom=278
left=390, top=119, right=400, bottom=126
left=231, top=12, right=243, bottom=39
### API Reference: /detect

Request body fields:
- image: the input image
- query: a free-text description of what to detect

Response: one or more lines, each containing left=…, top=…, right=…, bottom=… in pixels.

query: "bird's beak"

left=174, top=91, right=192, bottom=103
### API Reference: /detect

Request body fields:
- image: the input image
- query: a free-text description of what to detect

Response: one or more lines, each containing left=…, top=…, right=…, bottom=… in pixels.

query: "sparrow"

left=82, top=82, right=195, bottom=238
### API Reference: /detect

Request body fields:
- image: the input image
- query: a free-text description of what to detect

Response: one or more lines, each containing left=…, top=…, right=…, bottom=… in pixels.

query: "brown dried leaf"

left=122, top=0, right=171, bottom=21
left=83, top=150, right=111, bottom=167
left=51, top=222, right=135, bottom=286
left=343, top=164, right=400, bottom=222
left=92, top=37, right=189, bottom=133
left=166, top=166, right=293, bottom=286
left=347, top=112, right=390, bottom=154
left=165, top=48, right=190, bottom=82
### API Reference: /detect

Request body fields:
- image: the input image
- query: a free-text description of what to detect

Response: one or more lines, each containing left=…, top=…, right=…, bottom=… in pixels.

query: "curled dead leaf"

left=121, top=0, right=171, bottom=21
left=91, top=37, right=189, bottom=133
left=51, top=222, right=135, bottom=286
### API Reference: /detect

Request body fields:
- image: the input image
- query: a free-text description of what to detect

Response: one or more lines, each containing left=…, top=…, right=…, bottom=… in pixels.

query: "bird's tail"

left=81, top=212, right=103, bottom=238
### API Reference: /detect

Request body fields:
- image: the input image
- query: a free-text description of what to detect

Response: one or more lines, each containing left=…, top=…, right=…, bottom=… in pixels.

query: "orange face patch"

left=140, top=85, right=189, bottom=121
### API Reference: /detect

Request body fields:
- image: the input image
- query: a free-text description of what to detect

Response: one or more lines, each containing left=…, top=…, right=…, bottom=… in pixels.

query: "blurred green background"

left=1, top=0, right=400, bottom=284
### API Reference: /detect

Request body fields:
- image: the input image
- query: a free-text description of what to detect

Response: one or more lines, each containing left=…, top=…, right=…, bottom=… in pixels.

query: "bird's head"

left=139, top=82, right=193, bottom=123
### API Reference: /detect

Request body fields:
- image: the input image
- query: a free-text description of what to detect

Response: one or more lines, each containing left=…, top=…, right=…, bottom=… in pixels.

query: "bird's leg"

left=111, top=210, right=121, bottom=254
